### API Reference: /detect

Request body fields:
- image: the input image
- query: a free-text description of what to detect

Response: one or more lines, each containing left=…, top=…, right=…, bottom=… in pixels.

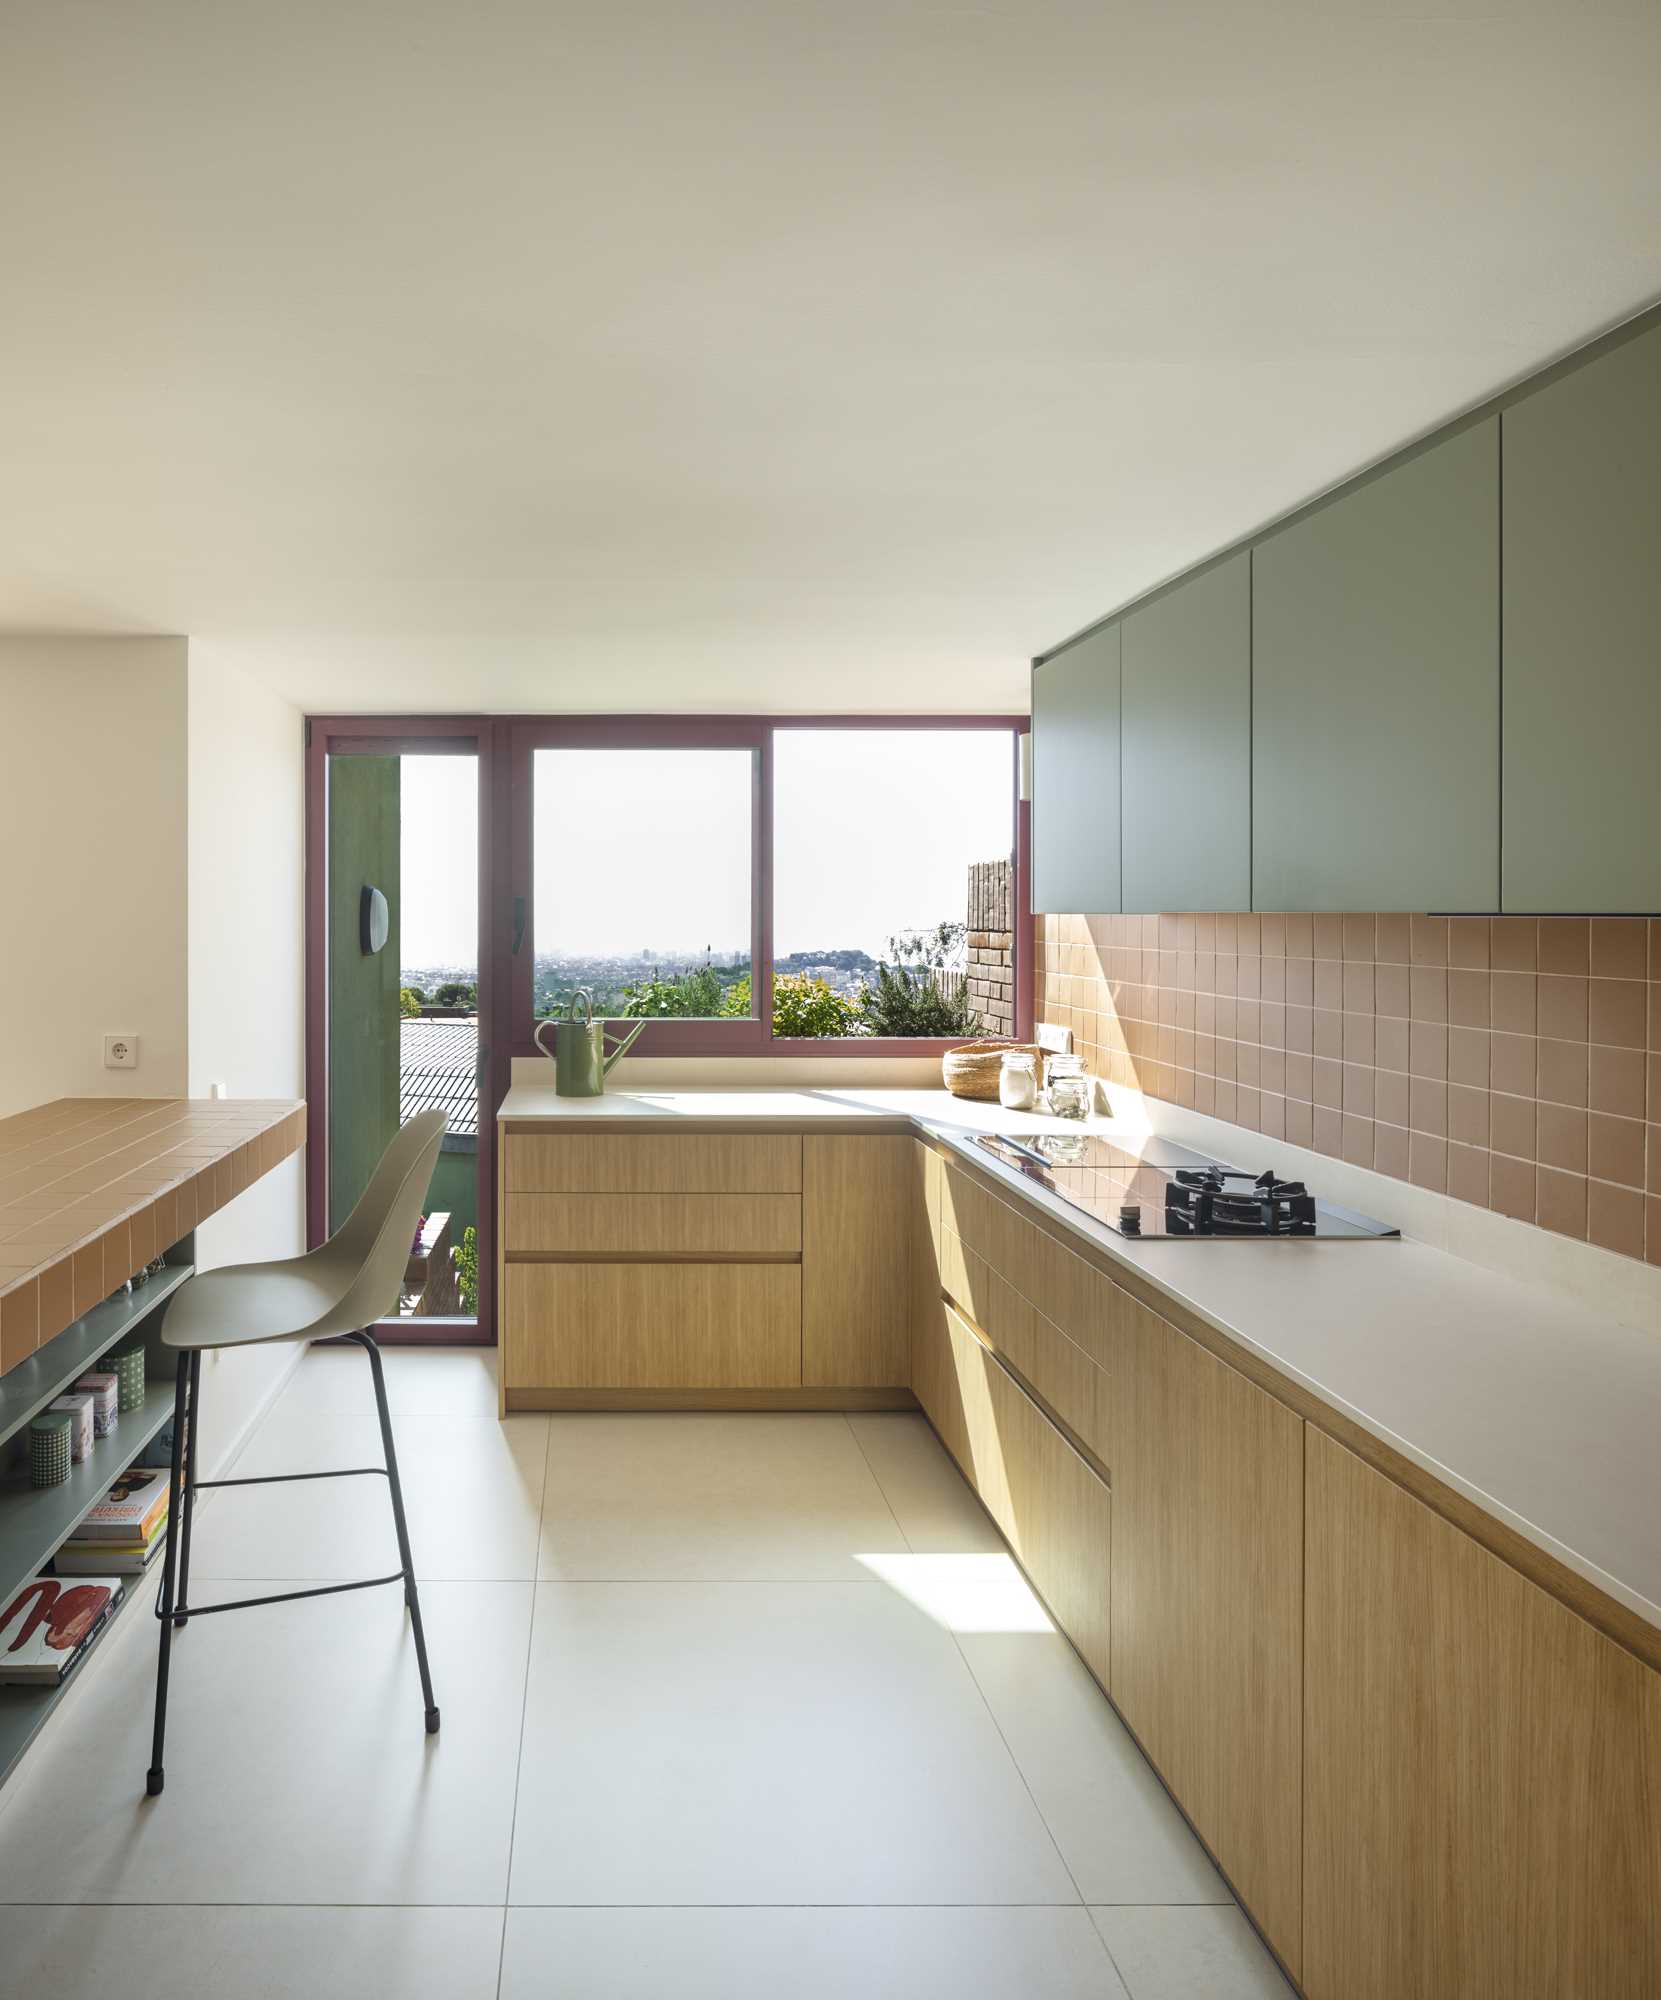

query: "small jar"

left=1044, top=1052, right=1090, bottom=1121
left=998, top=1051, right=1038, bottom=1111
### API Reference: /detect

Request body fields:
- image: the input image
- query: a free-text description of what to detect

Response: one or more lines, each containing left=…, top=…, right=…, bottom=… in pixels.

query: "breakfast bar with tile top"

left=0, top=1095, right=305, bottom=1783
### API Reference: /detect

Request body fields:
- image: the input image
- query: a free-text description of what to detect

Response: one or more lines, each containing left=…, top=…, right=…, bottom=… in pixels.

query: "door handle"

left=511, top=897, right=526, bottom=956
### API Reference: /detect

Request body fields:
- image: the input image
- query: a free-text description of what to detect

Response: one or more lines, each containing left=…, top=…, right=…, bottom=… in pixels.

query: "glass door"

left=310, top=724, right=496, bottom=1341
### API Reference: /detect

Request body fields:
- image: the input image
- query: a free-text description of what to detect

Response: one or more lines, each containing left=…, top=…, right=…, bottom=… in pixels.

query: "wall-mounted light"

left=360, top=884, right=389, bottom=955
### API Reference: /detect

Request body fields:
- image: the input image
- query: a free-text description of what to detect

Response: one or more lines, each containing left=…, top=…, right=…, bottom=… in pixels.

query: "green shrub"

left=399, top=986, right=426, bottom=1018
left=621, top=964, right=728, bottom=1017
left=771, top=973, right=865, bottom=1037
left=452, top=1225, right=479, bottom=1314
left=857, top=961, right=981, bottom=1038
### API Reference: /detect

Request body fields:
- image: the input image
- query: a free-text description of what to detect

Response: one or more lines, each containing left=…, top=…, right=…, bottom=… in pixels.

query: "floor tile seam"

left=0, top=1899, right=1213, bottom=1908
left=945, top=1623, right=1089, bottom=1914
left=839, top=1413, right=918, bottom=1556
left=1085, top=1903, right=1139, bottom=1998
left=0, top=1900, right=515, bottom=1910
left=498, top=1421, right=557, bottom=1992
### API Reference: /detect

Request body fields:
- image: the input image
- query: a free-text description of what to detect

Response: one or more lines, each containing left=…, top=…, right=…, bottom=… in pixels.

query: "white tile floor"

left=0, top=1346, right=1296, bottom=1999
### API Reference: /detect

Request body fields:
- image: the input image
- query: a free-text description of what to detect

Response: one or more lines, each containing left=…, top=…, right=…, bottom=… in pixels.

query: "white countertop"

left=500, top=1082, right=1661, bottom=1637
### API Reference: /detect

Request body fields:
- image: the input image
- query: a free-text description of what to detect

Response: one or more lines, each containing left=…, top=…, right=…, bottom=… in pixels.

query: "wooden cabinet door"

left=1303, top=1428, right=1661, bottom=2000
left=801, top=1136, right=912, bottom=1386
left=1251, top=417, right=1499, bottom=912
left=1111, top=1297, right=1304, bottom=1978
left=1121, top=553, right=1251, bottom=913
left=1501, top=319, right=1661, bottom=912
left=1032, top=621, right=1120, bottom=915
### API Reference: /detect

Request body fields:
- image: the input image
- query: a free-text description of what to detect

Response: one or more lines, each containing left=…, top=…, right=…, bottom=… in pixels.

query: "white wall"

left=0, top=637, right=189, bottom=1118
left=186, top=654, right=308, bottom=1470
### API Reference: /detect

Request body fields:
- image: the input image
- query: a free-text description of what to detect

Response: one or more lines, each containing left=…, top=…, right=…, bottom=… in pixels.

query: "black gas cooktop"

left=973, top=1133, right=1399, bottom=1241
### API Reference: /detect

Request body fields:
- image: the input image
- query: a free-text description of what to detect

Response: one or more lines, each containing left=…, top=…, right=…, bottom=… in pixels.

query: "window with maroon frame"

left=508, top=717, right=1027, bottom=1055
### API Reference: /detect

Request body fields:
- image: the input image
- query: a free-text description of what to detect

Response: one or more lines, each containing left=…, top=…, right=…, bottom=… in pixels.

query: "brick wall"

left=967, top=860, right=1014, bottom=1037
left=1034, top=910, right=1661, bottom=1267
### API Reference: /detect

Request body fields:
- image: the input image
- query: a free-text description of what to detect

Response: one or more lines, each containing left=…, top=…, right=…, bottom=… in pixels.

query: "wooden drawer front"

left=506, top=1263, right=802, bottom=1388
left=914, top=1296, right=1111, bottom=1685
left=940, top=1160, right=1114, bottom=1369
left=506, top=1134, right=802, bottom=1194
left=939, top=1225, right=1110, bottom=1470
left=508, top=1193, right=801, bottom=1256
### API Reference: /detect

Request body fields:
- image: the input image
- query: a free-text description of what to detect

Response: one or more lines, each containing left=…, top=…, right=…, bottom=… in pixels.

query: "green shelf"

left=0, top=1275, right=189, bottom=1791
left=0, top=1263, right=193, bottom=1453
left=0, top=1557, right=154, bottom=1788
left=0, top=1377, right=178, bottom=1610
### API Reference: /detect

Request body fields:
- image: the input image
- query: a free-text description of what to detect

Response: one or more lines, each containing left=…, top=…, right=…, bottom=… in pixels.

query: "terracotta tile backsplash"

left=1034, top=912, right=1661, bottom=1267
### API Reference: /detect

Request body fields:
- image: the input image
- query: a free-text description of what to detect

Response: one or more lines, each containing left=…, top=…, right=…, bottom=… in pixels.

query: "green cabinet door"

left=1502, top=321, right=1661, bottom=913
left=1122, top=553, right=1251, bottom=912
left=1032, top=622, right=1120, bottom=914
left=1251, top=417, right=1500, bottom=913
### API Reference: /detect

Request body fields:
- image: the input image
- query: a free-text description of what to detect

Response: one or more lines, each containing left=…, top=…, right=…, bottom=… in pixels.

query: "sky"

left=396, top=732, right=1014, bottom=968
left=400, top=755, right=478, bottom=968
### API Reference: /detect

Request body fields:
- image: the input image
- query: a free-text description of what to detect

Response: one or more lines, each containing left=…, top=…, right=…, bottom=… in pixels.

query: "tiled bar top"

left=0, top=1097, right=306, bottom=1374
left=501, top=1081, right=1661, bottom=1641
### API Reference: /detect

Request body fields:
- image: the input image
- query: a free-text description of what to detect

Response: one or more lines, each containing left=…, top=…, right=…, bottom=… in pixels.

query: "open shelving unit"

left=0, top=1258, right=192, bottom=1786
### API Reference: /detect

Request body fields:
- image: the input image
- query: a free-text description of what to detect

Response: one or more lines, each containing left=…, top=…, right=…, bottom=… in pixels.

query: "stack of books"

left=0, top=1576, right=126, bottom=1686
left=54, top=1462, right=171, bottom=1575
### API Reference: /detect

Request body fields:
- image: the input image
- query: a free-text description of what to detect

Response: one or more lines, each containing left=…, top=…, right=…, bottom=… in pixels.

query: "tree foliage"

left=399, top=986, right=426, bottom=1019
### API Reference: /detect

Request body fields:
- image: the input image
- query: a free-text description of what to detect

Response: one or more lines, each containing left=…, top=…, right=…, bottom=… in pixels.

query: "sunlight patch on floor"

left=855, top=1552, right=1055, bottom=1633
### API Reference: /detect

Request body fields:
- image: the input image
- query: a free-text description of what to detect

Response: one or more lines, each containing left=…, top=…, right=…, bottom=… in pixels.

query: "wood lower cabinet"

left=914, top=1292, right=1111, bottom=1685
left=802, top=1136, right=912, bottom=1387
left=1111, top=1295, right=1305, bottom=1980
left=505, top=1262, right=801, bottom=1388
left=1303, top=1428, right=1661, bottom=2000
left=502, top=1130, right=914, bottom=1402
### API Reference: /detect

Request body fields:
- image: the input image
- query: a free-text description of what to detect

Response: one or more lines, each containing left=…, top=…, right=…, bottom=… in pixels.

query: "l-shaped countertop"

left=499, top=1081, right=1661, bottom=1643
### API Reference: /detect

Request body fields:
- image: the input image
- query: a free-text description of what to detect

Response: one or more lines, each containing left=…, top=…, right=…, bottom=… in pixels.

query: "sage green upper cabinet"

left=1501, top=322, right=1661, bottom=914
left=1122, top=553, right=1251, bottom=912
left=1032, top=621, right=1120, bottom=914
left=1251, top=418, right=1500, bottom=913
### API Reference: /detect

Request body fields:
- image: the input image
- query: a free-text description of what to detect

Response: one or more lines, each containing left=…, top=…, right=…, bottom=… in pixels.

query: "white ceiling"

left=1, top=3, right=1657, bottom=715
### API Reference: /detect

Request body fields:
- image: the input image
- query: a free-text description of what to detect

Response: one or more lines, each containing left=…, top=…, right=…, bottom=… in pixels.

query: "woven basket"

left=942, top=1041, right=1045, bottom=1102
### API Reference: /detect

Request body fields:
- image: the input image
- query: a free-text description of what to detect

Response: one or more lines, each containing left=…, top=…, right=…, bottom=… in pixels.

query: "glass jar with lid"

left=998, top=1050, right=1039, bottom=1111
left=1044, top=1052, right=1090, bottom=1120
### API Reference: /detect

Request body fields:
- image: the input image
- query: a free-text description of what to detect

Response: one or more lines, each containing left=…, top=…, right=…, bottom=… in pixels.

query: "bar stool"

left=144, top=1110, right=449, bottom=1797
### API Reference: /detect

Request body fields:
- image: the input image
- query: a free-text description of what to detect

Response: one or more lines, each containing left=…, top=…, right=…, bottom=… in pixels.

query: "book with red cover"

left=0, top=1576, right=124, bottom=1685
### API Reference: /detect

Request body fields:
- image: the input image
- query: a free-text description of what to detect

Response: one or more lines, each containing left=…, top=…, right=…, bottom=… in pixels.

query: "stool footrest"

left=154, top=1571, right=407, bottom=1624
left=195, top=1467, right=389, bottom=1490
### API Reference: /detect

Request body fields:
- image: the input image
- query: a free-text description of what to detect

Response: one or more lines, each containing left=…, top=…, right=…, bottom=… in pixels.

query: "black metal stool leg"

left=146, top=1350, right=193, bottom=1797
left=356, top=1332, right=440, bottom=1733
left=173, top=1349, right=202, bottom=1630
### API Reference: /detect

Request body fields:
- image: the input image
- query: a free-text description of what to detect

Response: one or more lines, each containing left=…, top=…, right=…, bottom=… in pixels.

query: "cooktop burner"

left=972, top=1133, right=1398, bottom=1241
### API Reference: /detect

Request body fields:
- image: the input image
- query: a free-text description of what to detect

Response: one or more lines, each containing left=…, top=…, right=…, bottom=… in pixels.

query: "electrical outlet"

left=103, top=1034, right=140, bottom=1070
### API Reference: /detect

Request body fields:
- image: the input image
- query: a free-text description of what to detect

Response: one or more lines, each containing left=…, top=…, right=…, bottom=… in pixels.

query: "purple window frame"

left=304, top=711, right=1032, bottom=1340
left=504, top=714, right=1031, bottom=1059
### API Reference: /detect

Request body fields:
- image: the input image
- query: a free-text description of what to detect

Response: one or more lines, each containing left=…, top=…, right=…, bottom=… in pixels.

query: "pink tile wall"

left=1034, top=913, right=1661, bottom=1265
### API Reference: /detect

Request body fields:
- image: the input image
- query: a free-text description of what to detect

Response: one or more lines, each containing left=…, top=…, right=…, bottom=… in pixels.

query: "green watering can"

left=534, top=988, right=646, bottom=1096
